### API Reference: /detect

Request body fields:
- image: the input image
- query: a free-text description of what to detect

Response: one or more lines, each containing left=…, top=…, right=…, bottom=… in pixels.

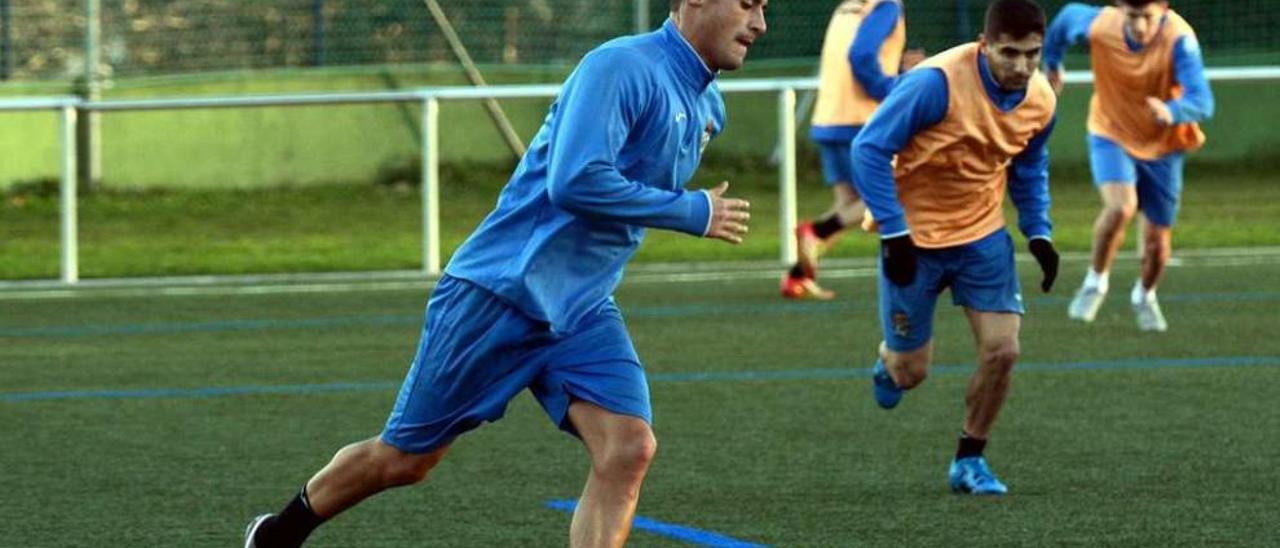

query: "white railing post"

left=634, top=0, right=650, bottom=33
left=85, top=0, right=102, bottom=189
left=777, top=87, right=797, bottom=266
left=59, top=105, right=79, bottom=284
left=421, top=96, right=441, bottom=276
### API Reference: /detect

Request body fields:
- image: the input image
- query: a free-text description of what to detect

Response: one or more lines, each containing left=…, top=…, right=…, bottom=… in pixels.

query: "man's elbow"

left=850, top=142, right=882, bottom=191
left=547, top=176, right=590, bottom=214
left=851, top=51, right=881, bottom=76
left=851, top=55, right=889, bottom=91
left=852, top=138, right=879, bottom=166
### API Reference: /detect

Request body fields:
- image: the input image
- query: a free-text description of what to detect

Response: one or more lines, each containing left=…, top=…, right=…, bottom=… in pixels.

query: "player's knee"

left=1143, top=232, right=1171, bottom=259
left=1103, top=202, right=1137, bottom=223
left=1143, top=239, right=1166, bottom=260
left=377, top=445, right=446, bottom=487
left=896, top=366, right=928, bottom=389
left=980, top=339, right=1020, bottom=372
left=887, top=355, right=929, bottom=389
left=835, top=192, right=861, bottom=209
left=594, top=428, right=657, bottom=482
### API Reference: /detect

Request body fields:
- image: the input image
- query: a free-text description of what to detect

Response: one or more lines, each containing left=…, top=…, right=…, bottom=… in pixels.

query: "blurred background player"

left=780, top=0, right=924, bottom=300
left=852, top=0, right=1059, bottom=495
left=1044, top=1, right=1214, bottom=331
left=243, top=1, right=762, bottom=546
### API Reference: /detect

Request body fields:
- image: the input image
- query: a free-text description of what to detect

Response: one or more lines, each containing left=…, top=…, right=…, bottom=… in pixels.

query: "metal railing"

left=3, top=65, right=1279, bottom=285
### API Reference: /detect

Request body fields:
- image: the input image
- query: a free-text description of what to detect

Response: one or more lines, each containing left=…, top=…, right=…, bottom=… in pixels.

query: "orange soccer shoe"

left=780, top=274, right=836, bottom=301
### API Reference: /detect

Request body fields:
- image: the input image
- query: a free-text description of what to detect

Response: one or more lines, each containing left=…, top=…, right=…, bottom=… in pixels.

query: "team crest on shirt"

left=700, top=121, right=714, bottom=154
left=891, top=311, right=910, bottom=337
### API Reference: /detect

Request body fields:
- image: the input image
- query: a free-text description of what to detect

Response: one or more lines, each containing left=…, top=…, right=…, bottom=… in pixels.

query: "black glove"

left=881, top=234, right=917, bottom=287
left=1028, top=237, right=1059, bottom=293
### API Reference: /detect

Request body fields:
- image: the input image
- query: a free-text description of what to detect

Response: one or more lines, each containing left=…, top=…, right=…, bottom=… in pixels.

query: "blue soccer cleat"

left=948, top=456, right=1008, bottom=495
left=871, top=359, right=903, bottom=409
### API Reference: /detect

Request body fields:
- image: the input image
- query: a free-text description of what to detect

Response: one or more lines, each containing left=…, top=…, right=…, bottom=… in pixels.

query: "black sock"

left=956, top=432, right=987, bottom=460
left=812, top=214, right=845, bottom=240
left=258, top=487, right=326, bottom=548
left=788, top=264, right=807, bottom=279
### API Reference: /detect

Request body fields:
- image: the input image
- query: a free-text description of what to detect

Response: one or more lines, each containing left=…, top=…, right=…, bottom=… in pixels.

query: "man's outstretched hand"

left=704, top=181, right=751, bottom=244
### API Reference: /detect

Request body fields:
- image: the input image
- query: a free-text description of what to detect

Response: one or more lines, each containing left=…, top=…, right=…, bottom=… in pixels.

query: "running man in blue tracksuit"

left=244, top=2, right=767, bottom=547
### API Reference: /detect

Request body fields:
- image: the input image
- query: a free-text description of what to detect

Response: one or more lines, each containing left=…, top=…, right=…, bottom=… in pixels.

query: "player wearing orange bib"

left=1044, top=1, right=1214, bottom=331
left=852, top=0, right=1059, bottom=495
left=781, top=0, right=923, bottom=300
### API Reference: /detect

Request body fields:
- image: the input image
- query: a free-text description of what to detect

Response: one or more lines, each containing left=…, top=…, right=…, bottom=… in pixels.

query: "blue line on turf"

left=648, top=355, right=1280, bottom=382
left=545, top=499, right=768, bottom=547
left=3, top=291, right=1279, bottom=338
left=0, top=314, right=417, bottom=338
left=0, top=381, right=400, bottom=402
left=1, top=356, right=1276, bottom=403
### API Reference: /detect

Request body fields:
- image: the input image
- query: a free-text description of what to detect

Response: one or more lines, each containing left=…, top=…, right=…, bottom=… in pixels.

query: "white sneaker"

left=1068, top=286, right=1107, bottom=322
left=1132, top=296, right=1169, bottom=332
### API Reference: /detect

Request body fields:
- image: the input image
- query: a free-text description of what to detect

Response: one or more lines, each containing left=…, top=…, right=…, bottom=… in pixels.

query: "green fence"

left=0, top=1, right=1276, bottom=84
left=0, top=1, right=1277, bottom=190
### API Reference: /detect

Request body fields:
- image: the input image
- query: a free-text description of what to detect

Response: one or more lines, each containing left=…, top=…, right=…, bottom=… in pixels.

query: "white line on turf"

left=2, top=247, right=1279, bottom=300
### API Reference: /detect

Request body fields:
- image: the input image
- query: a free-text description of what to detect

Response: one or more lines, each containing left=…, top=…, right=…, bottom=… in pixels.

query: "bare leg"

left=881, top=339, right=934, bottom=390
left=786, top=184, right=865, bottom=298
left=1139, top=216, right=1173, bottom=290
left=568, top=401, right=657, bottom=548
left=797, top=184, right=865, bottom=270
left=826, top=183, right=867, bottom=229
left=306, top=437, right=450, bottom=518
left=250, top=437, right=450, bottom=547
left=1089, top=183, right=1139, bottom=275
left=961, top=310, right=1021, bottom=439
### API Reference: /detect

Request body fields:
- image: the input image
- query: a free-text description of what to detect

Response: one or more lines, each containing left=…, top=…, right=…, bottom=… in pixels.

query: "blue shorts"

left=817, top=140, right=855, bottom=187
left=381, top=275, right=650, bottom=454
left=878, top=229, right=1024, bottom=352
left=1088, top=134, right=1185, bottom=227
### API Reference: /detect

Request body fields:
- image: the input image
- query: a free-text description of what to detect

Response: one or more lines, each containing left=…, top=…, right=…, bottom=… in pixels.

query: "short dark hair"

left=1116, top=0, right=1162, bottom=7
left=671, top=0, right=681, bottom=11
left=984, top=0, right=1047, bottom=40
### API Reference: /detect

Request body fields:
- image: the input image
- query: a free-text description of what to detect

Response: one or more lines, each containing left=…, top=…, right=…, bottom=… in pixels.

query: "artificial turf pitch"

left=2, top=251, right=1278, bottom=546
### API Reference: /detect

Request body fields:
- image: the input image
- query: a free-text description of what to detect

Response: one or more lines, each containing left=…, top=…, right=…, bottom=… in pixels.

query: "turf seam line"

left=2, top=356, right=1276, bottom=403
left=2, top=247, right=1279, bottom=300
left=3, top=290, right=1279, bottom=338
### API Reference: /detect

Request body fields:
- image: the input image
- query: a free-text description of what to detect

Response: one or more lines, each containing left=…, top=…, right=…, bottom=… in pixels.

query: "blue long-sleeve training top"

left=850, top=0, right=903, bottom=102
left=445, top=19, right=724, bottom=335
left=852, top=53, right=1055, bottom=241
left=1043, top=3, right=1214, bottom=123
left=810, top=0, right=902, bottom=143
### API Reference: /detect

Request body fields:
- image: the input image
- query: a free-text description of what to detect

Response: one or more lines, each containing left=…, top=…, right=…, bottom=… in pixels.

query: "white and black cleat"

left=244, top=514, right=273, bottom=548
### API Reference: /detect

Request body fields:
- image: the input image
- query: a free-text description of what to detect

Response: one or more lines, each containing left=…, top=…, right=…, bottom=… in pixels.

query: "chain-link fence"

left=0, top=1, right=1276, bottom=83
